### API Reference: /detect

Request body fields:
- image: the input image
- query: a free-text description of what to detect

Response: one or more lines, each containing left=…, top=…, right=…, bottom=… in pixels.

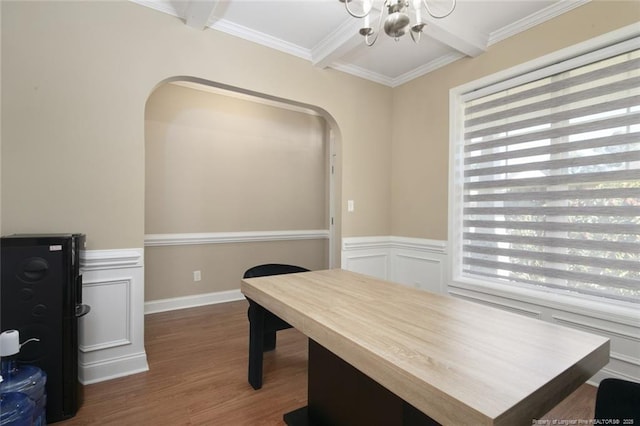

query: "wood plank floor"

left=59, top=300, right=599, bottom=425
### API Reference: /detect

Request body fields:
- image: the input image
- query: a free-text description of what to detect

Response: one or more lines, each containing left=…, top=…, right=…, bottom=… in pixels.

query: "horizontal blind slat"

left=464, top=132, right=636, bottom=164
left=465, top=169, right=640, bottom=190
left=465, top=76, right=640, bottom=128
left=463, top=257, right=638, bottom=290
left=464, top=150, right=640, bottom=177
left=464, top=205, right=639, bottom=217
left=463, top=232, right=640, bottom=253
left=465, top=56, right=640, bottom=115
left=461, top=269, right=634, bottom=302
left=465, top=95, right=639, bottom=139
left=463, top=220, right=640, bottom=235
left=465, top=111, right=639, bottom=150
left=464, top=245, right=640, bottom=272
left=464, top=187, right=640, bottom=202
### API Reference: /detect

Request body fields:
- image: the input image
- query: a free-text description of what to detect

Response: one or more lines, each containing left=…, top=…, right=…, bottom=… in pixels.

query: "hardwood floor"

left=60, top=301, right=307, bottom=425
left=59, top=300, right=598, bottom=425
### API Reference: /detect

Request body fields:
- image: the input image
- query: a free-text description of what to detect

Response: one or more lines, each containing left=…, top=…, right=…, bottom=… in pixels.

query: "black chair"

left=594, top=378, right=640, bottom=422
left=244, top=263, right=309, bottom=390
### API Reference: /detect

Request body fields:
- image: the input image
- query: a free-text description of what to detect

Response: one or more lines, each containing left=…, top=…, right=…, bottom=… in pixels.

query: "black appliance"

left=1, top=233, right=91, bottom=423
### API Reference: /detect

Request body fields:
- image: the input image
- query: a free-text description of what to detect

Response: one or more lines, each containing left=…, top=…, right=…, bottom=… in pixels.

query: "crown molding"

left=207, top=19, right=311, bottom=61
left=129, top=0, right=184, bottom=19
left=489, top=0, right=591, bottom=46
left=329, top=62, right=394, bottom=87
left=391, top=52, right=466, bottom=87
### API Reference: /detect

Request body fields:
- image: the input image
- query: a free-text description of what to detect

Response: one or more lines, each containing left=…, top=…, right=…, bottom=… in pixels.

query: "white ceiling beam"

left=311, top=18, right=366, bottom=69
left=185, top=0, right=219, bottom=30
left=421, top=15, right=488, bottom=57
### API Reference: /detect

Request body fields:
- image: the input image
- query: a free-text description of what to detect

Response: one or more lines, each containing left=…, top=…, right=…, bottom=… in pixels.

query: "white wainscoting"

left=341, top=236, right=640, bottom=385
left=79, top=248, right=149, bottom=384
left=341, top=236, right=447, bottom=294
left=82, top=237, right=637, bottom=385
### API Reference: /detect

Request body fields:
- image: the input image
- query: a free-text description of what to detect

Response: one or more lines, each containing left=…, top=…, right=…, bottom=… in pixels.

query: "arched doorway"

left=143, top=78, right=340, bottom=311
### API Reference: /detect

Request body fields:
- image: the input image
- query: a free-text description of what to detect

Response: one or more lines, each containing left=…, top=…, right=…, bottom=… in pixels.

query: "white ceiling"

left=131, top=0, right=589, bottom=87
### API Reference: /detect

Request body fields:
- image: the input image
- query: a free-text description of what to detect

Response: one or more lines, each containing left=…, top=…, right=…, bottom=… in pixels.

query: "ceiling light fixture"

left=340, top=0, right=456, bottom=46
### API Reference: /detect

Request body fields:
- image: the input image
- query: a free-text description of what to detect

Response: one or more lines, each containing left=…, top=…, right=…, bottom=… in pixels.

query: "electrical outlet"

left=193, top=270, right=201, bottom=282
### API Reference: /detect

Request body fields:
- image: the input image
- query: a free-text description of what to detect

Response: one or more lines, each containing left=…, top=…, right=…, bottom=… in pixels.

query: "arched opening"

left=143, top=77, right=341, bottom=308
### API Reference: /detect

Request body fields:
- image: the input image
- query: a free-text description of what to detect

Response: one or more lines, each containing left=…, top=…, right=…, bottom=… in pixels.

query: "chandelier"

left=340, top=0, right=456, bottom=46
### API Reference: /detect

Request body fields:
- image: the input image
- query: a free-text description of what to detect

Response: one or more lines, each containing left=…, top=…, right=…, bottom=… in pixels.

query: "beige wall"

left=145, top=83, right=328, bottom=233
left=1, top=1, right=392, bottom=249
left=390, top=0, right=640, bottom=240
left=1, top=1, right=637, bottom=249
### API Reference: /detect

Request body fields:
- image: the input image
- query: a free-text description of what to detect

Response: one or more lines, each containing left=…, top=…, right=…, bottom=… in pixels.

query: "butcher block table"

left=241, top=269, right=609, bottom=426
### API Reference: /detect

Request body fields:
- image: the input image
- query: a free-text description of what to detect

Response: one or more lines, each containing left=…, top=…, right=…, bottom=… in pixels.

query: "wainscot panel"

left=79, top=248, right=148, bottom=384
left=341, top=236, right=447, bottom=293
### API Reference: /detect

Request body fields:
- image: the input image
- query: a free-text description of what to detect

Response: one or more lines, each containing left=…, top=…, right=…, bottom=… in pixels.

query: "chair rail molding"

left=144, top=229, right=330, bottom=246
left=81, top=248, right=143, bottom=270
left=79, top=248, right=148, bottom=384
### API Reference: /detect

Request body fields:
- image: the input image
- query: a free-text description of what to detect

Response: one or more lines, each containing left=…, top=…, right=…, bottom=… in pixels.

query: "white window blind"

left=460, top=39, right=640, bottom=302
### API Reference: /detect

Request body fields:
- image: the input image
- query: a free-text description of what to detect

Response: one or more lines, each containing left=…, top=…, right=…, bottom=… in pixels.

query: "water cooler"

left=1, top=234, right=90, bottom=423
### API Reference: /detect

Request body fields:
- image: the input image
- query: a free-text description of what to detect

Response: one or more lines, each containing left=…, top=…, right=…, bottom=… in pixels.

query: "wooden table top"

left=241, top=269, right=609, bottom=426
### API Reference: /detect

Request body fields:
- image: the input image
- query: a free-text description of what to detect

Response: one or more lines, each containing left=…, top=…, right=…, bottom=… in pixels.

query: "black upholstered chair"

left=594, top=378, right=640, bottom=422
left=244, top=263, right=309, bottom=390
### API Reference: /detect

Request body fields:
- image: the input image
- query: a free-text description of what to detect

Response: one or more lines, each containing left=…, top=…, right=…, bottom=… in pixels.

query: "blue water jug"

left=0, top=392, right=35, bottom=426
left=0, top=363, right=47, bottom=426
left=0, top=331, right=47, bottom=426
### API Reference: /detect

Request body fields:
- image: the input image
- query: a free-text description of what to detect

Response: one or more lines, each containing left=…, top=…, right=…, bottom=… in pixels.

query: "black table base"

left=284, top=339, right=439, bottom=426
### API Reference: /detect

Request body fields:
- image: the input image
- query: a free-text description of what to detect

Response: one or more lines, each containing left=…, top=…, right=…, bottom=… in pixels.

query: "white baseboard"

left=145, top=289, right=245, bottom=315
left=79, top=351, right=149, bottom=385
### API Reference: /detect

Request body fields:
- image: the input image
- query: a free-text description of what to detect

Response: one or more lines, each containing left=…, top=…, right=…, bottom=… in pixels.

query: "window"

left=450, top=33, right=639, bottom=303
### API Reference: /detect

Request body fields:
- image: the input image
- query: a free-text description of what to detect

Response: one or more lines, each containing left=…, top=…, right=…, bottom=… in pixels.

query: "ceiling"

left=131, top=0, right=589, bottom=87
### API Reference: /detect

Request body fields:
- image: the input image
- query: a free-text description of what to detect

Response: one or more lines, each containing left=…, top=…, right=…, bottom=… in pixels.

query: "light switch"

left=348, top=200, right=354, bottom=212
